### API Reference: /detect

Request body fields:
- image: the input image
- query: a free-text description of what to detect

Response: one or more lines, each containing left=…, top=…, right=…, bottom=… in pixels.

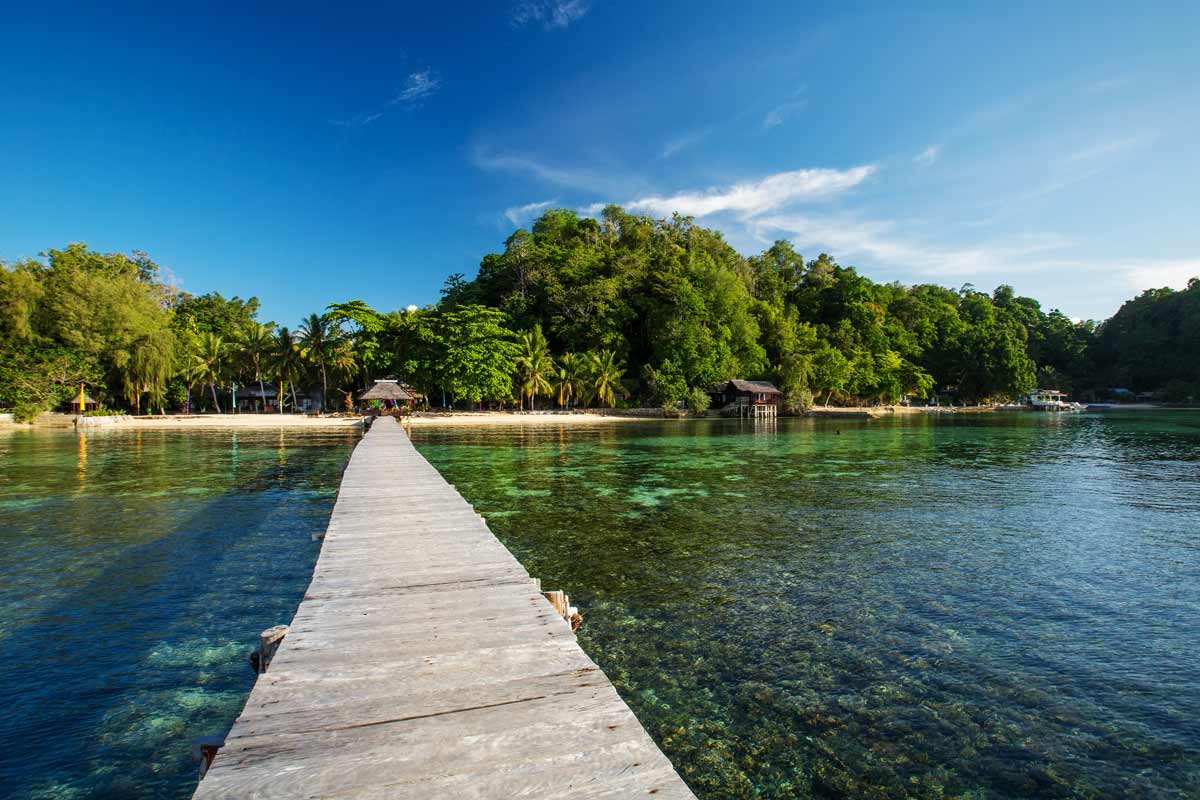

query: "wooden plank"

left=193, top=416, right=695, bottom=799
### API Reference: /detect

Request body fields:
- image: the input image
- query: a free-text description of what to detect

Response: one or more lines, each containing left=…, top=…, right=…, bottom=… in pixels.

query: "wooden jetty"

left=194, top=416, right=695, bottom=799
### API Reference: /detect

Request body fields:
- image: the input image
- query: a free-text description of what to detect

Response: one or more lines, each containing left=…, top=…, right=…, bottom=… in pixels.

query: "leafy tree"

left=123, top=334, right=176, bottom=414
left=686, top=386, right=711, bottom=415
left=436, top=305, right=519, bottom=405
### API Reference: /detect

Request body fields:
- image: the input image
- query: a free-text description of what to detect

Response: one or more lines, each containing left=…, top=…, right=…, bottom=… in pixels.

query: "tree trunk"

left=210, top=382, right=222, bottom=413
left=185, top=383, right=191, bottom=415
left=258, top=369, right=267, bottom=415
left=320, top=363, right=328, bottom=411
left=279, top=379, right=285, bottom=414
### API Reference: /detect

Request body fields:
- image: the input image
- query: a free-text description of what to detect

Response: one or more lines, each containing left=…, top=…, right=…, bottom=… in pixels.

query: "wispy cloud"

left=914, top=145, right=940, bottom=166
left=504, top=199, right=556, bottom=225
left=330, top=112, right=384, bottom=128
left=620, top=165, right=876, bottom=219
left=762, top=89, right=807, bottom=129
left=511, top=0, right=589, bottom=30
left=1064, top=136, right=1145, bottom=163
left=1086, top=74, right=1134, bottom=94
left=754, top=213, right=1070, bottom=278
left=389, top=70, right=442, bottom=107
left=659, top=128, right=711, bottom=159
left=329, top=69, right=442, bottom=128
left=470, top=146, right=642, bottom=196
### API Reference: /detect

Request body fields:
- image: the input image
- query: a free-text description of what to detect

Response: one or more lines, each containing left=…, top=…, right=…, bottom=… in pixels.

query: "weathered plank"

left=194, top=416, right=695, bottom=799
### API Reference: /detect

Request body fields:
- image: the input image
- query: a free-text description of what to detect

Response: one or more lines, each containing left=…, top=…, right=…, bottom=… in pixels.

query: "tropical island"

left=2, top=207, right=1198, bottom=423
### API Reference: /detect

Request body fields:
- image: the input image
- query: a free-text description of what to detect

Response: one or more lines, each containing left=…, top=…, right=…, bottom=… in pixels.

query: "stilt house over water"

left=710, top=380, right=783, bottom=416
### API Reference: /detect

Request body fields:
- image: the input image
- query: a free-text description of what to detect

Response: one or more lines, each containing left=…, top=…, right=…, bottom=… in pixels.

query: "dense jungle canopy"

left=2, top=208, right=1197, bottom=420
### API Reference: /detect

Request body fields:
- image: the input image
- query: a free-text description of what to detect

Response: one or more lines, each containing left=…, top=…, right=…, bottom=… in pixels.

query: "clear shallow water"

left=0, top=428, right=358, bottom=799
left=412, top=412, right=1200, bottom=799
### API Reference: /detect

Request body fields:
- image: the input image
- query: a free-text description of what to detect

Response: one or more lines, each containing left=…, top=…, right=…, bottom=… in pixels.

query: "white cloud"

left=619, top=165, right=876, bottom=219
left=504, top=199, right=556, bottom=225
left=390, top=70, right=442, bottom=106
left=659, top=128, right=711, bottom=159
left=914, top=145, right=940, bottom=166
left=1119, top=260, right=1200, bottom=292
left=753, top=213, right=1071, bottom=278
left=511, top=0, right=589, bottom=29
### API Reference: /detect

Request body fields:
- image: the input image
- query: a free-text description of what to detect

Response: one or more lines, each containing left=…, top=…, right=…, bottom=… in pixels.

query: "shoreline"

left=3, top=403, right=1190, bottom=434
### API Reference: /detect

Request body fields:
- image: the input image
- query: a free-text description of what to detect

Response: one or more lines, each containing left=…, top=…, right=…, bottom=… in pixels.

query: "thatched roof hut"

left=68, top=393, right=98, bottom=409
left=360, top=380, right=413, bottom=402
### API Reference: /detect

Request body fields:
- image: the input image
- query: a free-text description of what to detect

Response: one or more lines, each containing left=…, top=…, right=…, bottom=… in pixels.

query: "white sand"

left=120, top=414, right=364, bottom=429
left=404, top=412, right=651, bottom=428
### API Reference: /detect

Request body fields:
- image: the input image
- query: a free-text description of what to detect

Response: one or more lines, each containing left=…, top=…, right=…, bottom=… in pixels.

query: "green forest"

left=2, top=207, right=1198, bottom=421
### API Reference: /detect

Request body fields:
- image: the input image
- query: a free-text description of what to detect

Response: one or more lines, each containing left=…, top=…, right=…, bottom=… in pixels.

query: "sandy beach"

left=404, top=411, right=652, bottom=427
left=120, top=414, right=364, bottom=430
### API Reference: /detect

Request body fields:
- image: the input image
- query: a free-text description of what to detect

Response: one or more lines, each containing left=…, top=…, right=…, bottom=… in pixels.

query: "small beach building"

left=709, top=380, right=783, bottom=413
left=238, top=384, right=279, bottom=413
left=67, top=393, right=99, bottom=413
left=360, top=379, right=414, bottom=411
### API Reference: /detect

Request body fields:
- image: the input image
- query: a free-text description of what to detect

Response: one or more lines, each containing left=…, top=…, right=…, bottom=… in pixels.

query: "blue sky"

left=2, top=1, right=1198, bottom=325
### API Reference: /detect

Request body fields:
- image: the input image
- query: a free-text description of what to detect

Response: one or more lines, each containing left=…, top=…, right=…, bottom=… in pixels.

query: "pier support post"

left=249, top=625, right=289, bottom=674
left=192, top=735, right=225, bottom=779
left=542, top=589, right=583, bottom=631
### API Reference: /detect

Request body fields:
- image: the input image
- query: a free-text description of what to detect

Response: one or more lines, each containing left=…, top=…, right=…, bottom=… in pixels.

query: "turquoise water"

left=412, top=412, right=1200, bottom=799
left=0, top=428, right=359, bottom=799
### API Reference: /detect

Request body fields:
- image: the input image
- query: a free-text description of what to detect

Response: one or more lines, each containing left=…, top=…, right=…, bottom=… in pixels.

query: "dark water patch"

left=0, top=429, right=358, bottom=799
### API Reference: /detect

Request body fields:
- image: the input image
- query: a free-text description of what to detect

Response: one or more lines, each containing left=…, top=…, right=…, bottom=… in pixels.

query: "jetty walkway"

left=194, top=416, right=695, bottom=798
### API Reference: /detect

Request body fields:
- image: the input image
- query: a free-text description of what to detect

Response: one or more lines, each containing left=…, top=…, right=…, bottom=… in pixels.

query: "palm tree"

left=515, top=324, right=555, bottom=410
left=188, top=331, right=225, bottom=413
left=554, top=352, right=584, bottom=409
left=329, top=339, right=358, bottom=411
left=272, top=327, right=304, bottom=414
left=236, top=321, right=276, bottom=413
left=588, top=349, right=625, bottom=409
left=298, top=313, right=334, bottom=410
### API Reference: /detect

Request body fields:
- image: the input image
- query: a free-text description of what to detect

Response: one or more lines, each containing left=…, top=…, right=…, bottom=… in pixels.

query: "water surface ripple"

left=413, top=411, right=1200, bottom=799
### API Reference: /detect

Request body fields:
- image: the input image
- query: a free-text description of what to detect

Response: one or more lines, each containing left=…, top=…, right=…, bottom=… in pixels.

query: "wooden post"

left=249, top=625, right=288, bottom=674
left=192, top=734, right=225, bottom=779
left=541, top=589, right=583, bottom=631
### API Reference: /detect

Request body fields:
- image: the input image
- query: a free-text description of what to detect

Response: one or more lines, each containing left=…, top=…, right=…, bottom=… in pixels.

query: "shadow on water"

left=0, top=429, right=357, bottom=800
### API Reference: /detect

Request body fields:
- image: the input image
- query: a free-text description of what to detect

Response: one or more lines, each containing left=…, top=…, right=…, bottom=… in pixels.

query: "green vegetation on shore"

left=2, top=209, right=1197, bottom=421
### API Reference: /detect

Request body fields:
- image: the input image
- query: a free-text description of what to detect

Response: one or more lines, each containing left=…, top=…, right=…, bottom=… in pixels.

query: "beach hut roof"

left=728, top=379, right=782, bottom=395
left=360, top=380, right=412, bottom=401
left=69, top=393, right=97, bottom=405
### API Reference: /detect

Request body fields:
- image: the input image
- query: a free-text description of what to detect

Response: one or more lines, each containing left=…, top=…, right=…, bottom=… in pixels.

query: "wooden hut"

left=67, top=393, right=99, bottom=413
left=360, top=379, right=414, bottom=411
left=710, top=380, right=782, bottom=417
